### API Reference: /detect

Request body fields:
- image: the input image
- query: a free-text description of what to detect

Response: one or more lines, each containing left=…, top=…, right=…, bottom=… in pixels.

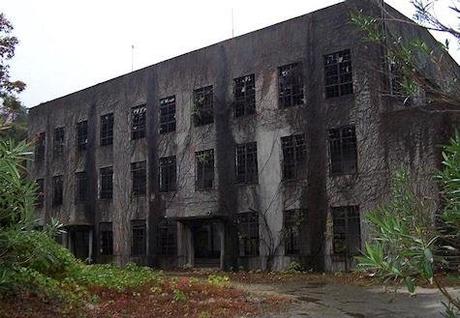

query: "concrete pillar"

left=218, top=222, right=225, bottom=270
left=88, top=228, right=93, bottom=263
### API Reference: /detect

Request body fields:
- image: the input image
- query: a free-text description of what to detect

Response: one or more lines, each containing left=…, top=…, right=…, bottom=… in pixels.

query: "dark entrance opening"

left=192, top=221, right=221, bottom=267
left=67, top=225, right=93, bottom=262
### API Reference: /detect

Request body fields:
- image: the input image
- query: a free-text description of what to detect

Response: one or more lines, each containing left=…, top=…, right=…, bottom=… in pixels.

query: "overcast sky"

left=3, top=0, right=459, bottom=108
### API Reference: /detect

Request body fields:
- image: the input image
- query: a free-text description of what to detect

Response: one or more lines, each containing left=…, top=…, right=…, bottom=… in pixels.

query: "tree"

left=0, top=13, right=26, bottom=132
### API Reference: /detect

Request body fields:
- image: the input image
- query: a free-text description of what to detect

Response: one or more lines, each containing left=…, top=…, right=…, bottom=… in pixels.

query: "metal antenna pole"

left=131, top=45, right=134, bottom=71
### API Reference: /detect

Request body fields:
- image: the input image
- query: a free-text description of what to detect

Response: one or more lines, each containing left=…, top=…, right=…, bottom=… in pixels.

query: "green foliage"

left=68, top=263, right=164, bottom=291
left=358, top=133, right=460, bottom=316
left=173, top=289, right=187, bottom=302
left=207, top=274, right=230, bottom=287
left=286, top=261, right=304, bottom=273
left=357, top=170, right=436, bottom=292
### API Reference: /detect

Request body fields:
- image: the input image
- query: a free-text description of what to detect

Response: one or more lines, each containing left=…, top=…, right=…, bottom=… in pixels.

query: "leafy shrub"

left=286, top=261, right=304, bottom=273
left=207, top=274, right=230, bottom=287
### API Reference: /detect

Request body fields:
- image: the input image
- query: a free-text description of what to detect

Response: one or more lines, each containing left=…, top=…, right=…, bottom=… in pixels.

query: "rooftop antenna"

left=231, top=8, right=235, bottom=37
left=131, top=44, right=134, bottom=71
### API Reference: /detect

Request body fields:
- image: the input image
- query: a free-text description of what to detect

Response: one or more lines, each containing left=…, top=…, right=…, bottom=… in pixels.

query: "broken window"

left=76, top=120, right=88, bottom=151
left=332, top=206, right=361, bottom=256
left=196, top=149, right=214, bottom=190
left=131, top=220, right=146, bottom=256
left=284, top=209, right=304, bottom=255
left=100, top=113, right=114, bottom=146
left=324, top=49, right=353, bottom=98
left=159, top=156, right=176, bottom=192
left=100, top=166, right=113, bottom=199
left=328, top=126, right=357, bottom=175
left=160, top=96, right=176, bottom=134
left=234, top=74, right=256, bottom=117
left=52, top=175, right=63, bottom=207
left=75, top=171, right=88, bottom=203
left=131, top=105, right=146, bottom=140
left=157, top=219, right=177, bottom=256
left=131, top=161, right=146, bottom=196
left=237, top=212, right=259, bottom=257
left=53, top=127, right=65, bottom=158
left=193, top=86, right=214, bottom=126
left=235, top=142, right=258, bottom=184
left=281, top=134, right=307, bottom=180
left=99, top=222, right=113, bottom=256
left=36, top=178, right=45, bottom=208
left=278, top=63, right=304, bottom=108
left=35, top=132, right=46, bottom=163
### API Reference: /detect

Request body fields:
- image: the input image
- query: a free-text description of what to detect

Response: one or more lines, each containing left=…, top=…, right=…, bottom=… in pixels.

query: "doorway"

left=192, top=221, right=221, bottom=267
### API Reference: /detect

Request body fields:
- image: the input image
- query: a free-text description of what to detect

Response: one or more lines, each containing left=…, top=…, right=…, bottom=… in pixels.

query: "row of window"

left=34, top=49, right=354, bottom=162
left=35, top=126, right=357, bottom=207
left=95, top=205, right=360, bottom=258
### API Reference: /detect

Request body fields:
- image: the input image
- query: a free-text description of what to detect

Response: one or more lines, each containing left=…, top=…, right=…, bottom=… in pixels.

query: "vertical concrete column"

left=88, top=228, right=93, bottom=263
left=218, top=222, right=225, bottom=270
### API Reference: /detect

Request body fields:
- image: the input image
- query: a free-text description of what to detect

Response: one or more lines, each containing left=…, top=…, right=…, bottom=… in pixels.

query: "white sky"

left=3, top=0, right=459, bottom=108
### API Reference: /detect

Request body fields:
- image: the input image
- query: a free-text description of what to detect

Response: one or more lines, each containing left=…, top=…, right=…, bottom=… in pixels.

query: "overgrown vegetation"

left=358, top=133, right=460, bottom=317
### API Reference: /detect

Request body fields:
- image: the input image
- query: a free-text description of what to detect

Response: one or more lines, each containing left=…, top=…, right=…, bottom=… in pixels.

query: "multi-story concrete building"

left=28, top=0, right=460, bottom=271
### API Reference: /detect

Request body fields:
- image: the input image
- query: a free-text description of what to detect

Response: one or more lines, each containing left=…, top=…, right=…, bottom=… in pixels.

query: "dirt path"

left=233, top=280, right=460, bottom=318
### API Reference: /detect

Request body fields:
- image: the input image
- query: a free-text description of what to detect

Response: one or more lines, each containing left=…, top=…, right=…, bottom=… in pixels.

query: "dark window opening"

left=35, top=132, right=46, bottom=163
left=235, top=142, right=258, bottom=184
left=234, top=74, right=256, bottom=117
left=284, top=209, right=304, bottom=255
left=324, top=49, right=353, bottom=98
left=329, top=126, right=357, bottom=175
left=131, top=105, right=146, bottom=140
left=332, top=206, right=361, bottom=256
left=237, top=212, right=259, bottom=257
left=99, top=222, right=113, bottom=256
left=131, top=161, right=146, bottom=196
left=193, top=86, right=214, bottom=126
left=53, top=127, right=65, bottom=158
left=159, top=156, right=176, bottom=192
left=100, top=166, right=113, bottom=199
left=131, top=220, right=146, bottom=256
left=100, top=113, right=114, bottom=146
left=278, top=63, right=304, bottom=108
left=76, top=120, right=88, bottom=151
left=196, top=149, right=214, bottom=190
left=157, top=219, right=177, bottom=256
left=75, top=171, right=88, bottom=202
left=52, top=175, right=63, bottom=207
left=281, top=134, right=307, bottom=180
left=36, top=178, right=44, bottom=208
left=160, top=96, right=176, bottom=134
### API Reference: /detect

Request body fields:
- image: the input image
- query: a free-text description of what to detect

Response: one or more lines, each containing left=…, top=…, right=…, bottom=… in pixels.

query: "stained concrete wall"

left=28, top=0, right=460, bottom=271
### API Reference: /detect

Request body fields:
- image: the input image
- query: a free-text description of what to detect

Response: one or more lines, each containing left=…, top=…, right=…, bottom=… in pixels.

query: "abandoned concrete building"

left=28, top=0, right=460, bottom=271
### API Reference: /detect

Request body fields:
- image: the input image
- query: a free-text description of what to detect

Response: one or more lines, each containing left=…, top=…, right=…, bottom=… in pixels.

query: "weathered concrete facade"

left=28, top=0, right=460, bottom=271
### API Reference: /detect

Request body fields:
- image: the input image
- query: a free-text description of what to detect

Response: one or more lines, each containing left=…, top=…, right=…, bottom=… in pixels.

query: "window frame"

left=159, top=96, right=176, bottom=134
left=53, top=127, right=65, bottom=158
left=35, top=132, right=46, bottom=163
left=234, top=74, right=256, bottom=117
left=283, top=209, right=304, bottom=255
left=157, top=219, right=177, bottom=256
left=52, top=175, right=63, bottom=207
left=131, top=161, right=146, bottom=196
left=99, top=222, right=113, bottom=256
left=324, top=49, right=353, bottom=98
left=331, top=206, right=361, bottom=256
left=100, top=113, right=114, bottom=146
left=75, top=171, right=88, bottom=203
left=195, top=149, right=214, bottom=190
left=237, top=212, right=260, bottom=257
left=281, top=134, right=307, bottom=181
left=99, top=166, right=113, bottom=200
left=76, top=120, right=88, bottom=151
left=193, top=86, right=214, bottom=126
left=131, top=220, right=146, bottom=256
left=328, top=125, right=358, bottom=176
left=131, top=104, right=146, bottom=140
left=159, top=156, right=177, bottom=192
left=235, top=142, right=258, bottom=184
left=36, top=178, right=45, bottom=208
left=278, top=62, right=304, bottom=108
